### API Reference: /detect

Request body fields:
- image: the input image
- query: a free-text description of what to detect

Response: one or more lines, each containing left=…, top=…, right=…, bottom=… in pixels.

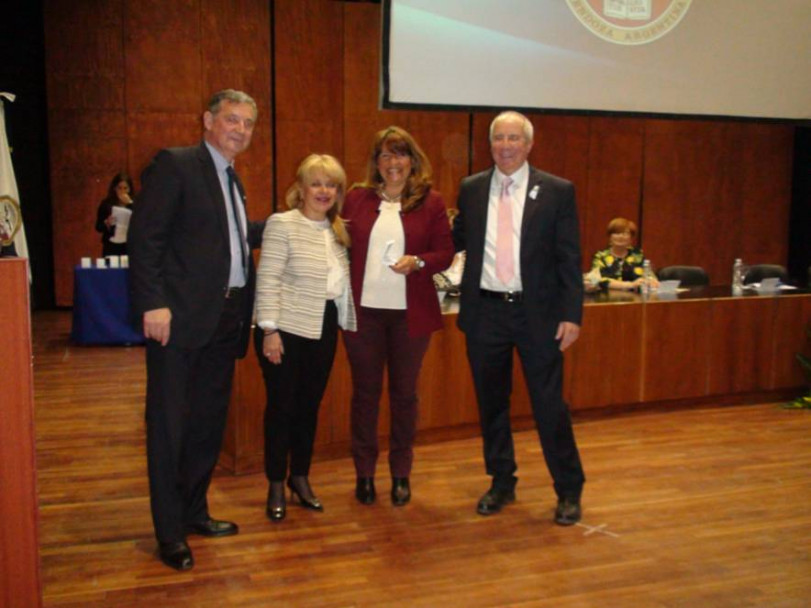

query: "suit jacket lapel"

left=198, top=143, right=231, bottom=246
left=473, top=169, right=494, bottom=247
left=520, top=168, right=544, bottom=245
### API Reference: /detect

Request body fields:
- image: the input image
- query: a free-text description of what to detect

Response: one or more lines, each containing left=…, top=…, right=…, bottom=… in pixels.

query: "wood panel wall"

left=45, top=0, right=796, bottom=307
left=45, top=0, right=272, bottom=306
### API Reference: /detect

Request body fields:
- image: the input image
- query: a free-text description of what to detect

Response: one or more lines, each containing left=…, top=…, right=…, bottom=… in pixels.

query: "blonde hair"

left=285, top=154, right=351, bottom=248
left=356, top=126, right=432, bottom=213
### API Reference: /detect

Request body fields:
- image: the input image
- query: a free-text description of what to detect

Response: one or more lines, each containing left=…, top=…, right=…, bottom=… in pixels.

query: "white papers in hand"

left=109, top=206, right=132, bottom=244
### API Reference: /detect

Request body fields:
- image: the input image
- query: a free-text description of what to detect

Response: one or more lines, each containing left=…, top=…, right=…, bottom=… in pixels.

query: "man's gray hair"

left=207, top=89, right=258, bottom=117
left=489, top=111, right=533, bottom=143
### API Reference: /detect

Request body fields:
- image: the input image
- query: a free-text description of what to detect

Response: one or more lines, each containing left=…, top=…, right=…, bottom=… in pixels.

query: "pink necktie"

left=495, top=177, right=514, bottom=285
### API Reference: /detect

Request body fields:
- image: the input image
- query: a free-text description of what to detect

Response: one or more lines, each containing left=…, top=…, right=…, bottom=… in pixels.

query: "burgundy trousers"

left=343, top=307, right=430, bottom=478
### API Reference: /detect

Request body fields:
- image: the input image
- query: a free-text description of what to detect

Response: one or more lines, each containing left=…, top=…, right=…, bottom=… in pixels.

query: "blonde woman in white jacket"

left=254, top=154, right=356, bottom=522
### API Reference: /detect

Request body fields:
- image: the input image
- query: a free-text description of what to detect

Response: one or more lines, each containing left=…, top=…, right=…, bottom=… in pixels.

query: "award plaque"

left=0, top=194, right=21, bottom=247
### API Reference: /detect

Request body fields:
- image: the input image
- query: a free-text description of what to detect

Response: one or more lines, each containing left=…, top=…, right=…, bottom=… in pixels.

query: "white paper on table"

left=109, top=206, right=132, bottom=244
left=746, top=280, right=796, bottom=292
left=656, top=280, right=681, bottom=293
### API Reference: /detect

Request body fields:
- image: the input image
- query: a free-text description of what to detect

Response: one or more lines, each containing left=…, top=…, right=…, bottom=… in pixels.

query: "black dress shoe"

left=391, top=477, right=411, bottom=506
left=158, top=541, right=194, bottom=571
left=355, top=477, right=376, bottom=505
left=267, top=481, right=286, bottom=522
left=287, top=476, right=324, bottom=511
left=185, top=518, right=239, bottom=537
left=476, top=487, right=515, bottom=515
left=554, top=496, right=581, bottom=526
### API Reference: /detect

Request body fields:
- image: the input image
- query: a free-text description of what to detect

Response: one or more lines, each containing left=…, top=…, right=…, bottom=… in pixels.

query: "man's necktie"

left=226, top=166, right=248, bottom=278
left=495, top=176, right=514, bottom=285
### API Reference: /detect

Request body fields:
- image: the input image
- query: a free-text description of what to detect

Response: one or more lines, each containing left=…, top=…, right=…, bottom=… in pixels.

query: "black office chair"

left=743, top=264, right=788, bottom=285
left=657, top=265, right=710, bottom=287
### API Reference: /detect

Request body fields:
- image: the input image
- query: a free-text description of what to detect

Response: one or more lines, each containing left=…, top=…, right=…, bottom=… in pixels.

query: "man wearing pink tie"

left=452, top=111, right=585, bottom=525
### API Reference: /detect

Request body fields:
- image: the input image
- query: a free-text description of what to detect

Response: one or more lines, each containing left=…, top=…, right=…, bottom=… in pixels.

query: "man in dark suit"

left=129, top=89, right=265, bottom=570
left=452, top=111, right=585, bottom=525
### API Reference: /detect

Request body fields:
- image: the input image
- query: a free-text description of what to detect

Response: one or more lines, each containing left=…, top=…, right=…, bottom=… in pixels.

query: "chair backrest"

left=657, top=265, right=710, bottom=287
left=743, top=264, right=788, bottom=285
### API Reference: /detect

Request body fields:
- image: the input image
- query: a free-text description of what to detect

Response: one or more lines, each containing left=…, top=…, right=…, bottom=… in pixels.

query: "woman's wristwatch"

left=413, top=255, right=425, bottom=270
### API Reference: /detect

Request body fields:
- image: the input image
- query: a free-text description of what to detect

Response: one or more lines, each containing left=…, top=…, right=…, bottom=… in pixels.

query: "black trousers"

left=254, top=301, right=338, bottom=482
left=145, top=292, right=243, bottom=544
left=464, top=298, right=585, bottom=498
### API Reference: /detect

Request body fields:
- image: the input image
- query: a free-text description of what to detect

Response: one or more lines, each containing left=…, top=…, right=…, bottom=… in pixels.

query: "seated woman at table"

left=589, top=217, right=658, bottom=291
left=95, top=172, right=135, bottom=257
left=254, top=154, right=356, bottom=522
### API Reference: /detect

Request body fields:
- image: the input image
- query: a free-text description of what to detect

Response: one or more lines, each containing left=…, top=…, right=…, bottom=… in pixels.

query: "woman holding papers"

left=341, top=126, right=454, bottom=507
left=95, top=172, right=134, bottom=256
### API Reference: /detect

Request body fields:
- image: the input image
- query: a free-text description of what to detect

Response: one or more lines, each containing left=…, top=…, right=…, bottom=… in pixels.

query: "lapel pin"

left=529, top=185, right=540, bottom=200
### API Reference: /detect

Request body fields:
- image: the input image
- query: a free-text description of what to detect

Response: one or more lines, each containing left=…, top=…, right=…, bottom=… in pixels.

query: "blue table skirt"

left=71, top=267, right=145, bottom=345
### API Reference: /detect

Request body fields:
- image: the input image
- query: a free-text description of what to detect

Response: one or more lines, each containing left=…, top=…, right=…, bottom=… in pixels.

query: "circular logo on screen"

left=566, top=0, right=693, bottom=45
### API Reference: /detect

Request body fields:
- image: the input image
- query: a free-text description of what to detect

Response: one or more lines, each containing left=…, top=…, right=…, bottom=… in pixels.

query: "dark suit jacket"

left=342, top=187, right=455, bottom=338
left=129, top=142, right=264, bottom=355
left=453, top=166, right=583, bottom=349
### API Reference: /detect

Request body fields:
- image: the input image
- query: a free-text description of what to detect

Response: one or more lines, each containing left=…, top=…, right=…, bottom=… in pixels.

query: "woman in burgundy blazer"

left=342, top=126, right=454, bottom=507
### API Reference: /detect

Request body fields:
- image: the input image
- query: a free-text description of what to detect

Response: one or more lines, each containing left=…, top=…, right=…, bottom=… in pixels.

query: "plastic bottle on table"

left=641, top=259, right=653, bottom=296
left=732, top=258, right=744, bottom=295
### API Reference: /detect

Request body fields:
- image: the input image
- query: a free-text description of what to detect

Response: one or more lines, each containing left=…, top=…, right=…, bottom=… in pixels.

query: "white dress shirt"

left=480, top=162, right=529, bottom=292
left=205, top=141, right=248, bottom=288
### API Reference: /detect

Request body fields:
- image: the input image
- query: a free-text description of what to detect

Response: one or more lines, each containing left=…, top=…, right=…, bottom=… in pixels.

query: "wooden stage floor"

left=33, top=311, right=811, bottom=607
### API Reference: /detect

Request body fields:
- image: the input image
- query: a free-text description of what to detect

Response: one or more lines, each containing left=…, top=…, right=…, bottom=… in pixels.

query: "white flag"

left=0, top=92, right=31, bottom=273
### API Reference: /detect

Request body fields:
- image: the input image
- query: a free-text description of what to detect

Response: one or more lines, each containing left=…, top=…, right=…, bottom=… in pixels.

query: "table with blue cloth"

left=71, top=266, right=145, bottom=345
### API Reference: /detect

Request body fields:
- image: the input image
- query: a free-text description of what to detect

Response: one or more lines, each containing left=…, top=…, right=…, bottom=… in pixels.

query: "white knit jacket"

left=254, top=209, right=356, bottom=339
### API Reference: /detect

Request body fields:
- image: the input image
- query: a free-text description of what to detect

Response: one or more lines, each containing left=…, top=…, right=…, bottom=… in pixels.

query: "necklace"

left=378, top=188, right=402, bottom=203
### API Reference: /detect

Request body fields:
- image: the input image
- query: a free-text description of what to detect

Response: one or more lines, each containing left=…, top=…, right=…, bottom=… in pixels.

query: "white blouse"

left=360, top=201, right=407, bottom=309
left=310, top=217, right=347, bottom=301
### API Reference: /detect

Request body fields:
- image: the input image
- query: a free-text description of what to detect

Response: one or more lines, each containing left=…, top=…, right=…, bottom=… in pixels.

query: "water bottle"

left=732, top=258, right=743, bottom=295
left=641, top=259, right=653, bottom=296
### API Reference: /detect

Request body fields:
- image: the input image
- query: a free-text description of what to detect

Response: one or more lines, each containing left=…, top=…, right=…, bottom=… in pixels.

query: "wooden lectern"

left=0, top=257, right=42, bottom=607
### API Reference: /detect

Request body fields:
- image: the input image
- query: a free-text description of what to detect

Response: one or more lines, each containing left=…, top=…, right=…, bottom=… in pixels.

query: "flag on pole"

left=0, top=92, right=31, bottom=273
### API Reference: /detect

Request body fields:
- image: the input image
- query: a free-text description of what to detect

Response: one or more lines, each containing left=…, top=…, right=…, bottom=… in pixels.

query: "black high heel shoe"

left=355, top=477, right=376, bottom=505
left=266, top=481, right=286, bottom=522
left=287, top=476, right=324, bottom=512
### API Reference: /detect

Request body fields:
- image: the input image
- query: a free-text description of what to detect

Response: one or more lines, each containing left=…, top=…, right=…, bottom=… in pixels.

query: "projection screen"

left=382, top=0, right=811, bottom=121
